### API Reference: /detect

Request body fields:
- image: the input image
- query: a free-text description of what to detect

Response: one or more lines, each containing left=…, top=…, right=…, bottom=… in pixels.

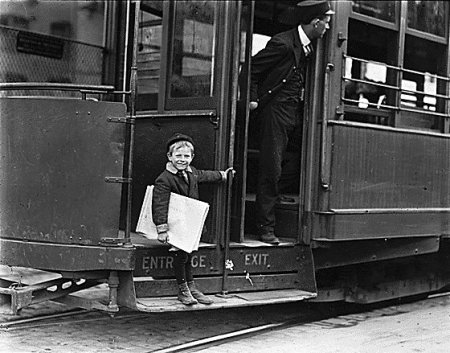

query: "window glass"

left=343, top=20, right=397, bottom=125
left=0, top=0, right=105, bottom=91
left=0, top=0, right=105, bottom=46
left=344, top=59, right=389, bottom=109
left=169, top=0, right=217, bottom=98
left=407, top=1, right=446, bottom=37
left=137, top=2, right=163, bottom=110
left=401, top=74, right=438, bottom=112
left=352, top=1, right=396, bottom=23
left=398, top=34, right=446, bottom=130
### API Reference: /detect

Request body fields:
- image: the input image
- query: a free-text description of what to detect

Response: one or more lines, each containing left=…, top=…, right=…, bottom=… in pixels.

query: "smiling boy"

left=151, top=133, right=233, bottom=305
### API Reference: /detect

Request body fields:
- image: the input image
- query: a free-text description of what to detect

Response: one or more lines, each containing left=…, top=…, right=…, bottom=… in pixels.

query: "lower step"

left=135, top=289, right=316, bottom=312
left=133, top=273, right=306, bottom=297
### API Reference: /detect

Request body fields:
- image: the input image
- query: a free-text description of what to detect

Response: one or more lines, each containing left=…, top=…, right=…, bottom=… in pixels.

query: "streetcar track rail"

left=0, top=309, right=147, bottom=330
left=2, top=292, right=448, bottom=352
left=0, top=308, right=88, bottom=329
left=149, top=291, right=450, bottom=353
left=151, top=317, right=307, bottom=353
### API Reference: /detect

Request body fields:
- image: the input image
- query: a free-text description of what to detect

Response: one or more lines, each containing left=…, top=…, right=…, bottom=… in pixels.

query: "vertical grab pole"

left=221, top=170, right=234, bottom=295
left=124, top=0, right=141, bottom=246
left=122, top=0, right=131, bottom=103
left=221, top=1, right=241, bottom=295
left=320, top=63, right=334, bottom=190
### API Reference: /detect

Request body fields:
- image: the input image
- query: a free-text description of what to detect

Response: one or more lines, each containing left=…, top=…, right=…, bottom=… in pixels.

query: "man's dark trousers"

left=255, top=98, right=302, bottom=235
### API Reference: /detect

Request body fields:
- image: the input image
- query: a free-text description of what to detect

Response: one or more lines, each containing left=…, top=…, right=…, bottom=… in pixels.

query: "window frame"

left=405, top=0, right=449, bottom=43
left=134, top=2, right=165, bottom=112
left=164, top=0, right=222, bottom=111
left=350, top=1, right=400, bottom=31
left=341, top=0, right=450, bottom=134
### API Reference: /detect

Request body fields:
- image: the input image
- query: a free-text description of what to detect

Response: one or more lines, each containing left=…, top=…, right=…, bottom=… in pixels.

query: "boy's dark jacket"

left=152, top=164, right=224, bottom=228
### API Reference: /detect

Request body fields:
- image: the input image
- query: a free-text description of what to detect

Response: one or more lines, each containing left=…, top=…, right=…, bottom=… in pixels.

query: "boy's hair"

left=168, top=140, right=194, bottom=155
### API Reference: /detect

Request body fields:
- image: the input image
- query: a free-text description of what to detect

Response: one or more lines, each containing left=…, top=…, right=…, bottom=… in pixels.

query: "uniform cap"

left=279, top=0, right=334, bottom=26
left=166, top=133, right=195, bottom=152
left=296, top=0, right=334, bottom=24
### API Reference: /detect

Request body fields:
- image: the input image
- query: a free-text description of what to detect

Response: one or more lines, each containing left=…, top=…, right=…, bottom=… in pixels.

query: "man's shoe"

left=260, top=232, right=280, bottom=244
left=278, top=195, right=295, bottom=203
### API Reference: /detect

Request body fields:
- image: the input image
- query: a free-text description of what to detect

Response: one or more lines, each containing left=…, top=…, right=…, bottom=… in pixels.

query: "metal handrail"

left=320, top=63, right=334, bottom=189
left=401, top=87, right=450, bottom=100
left=0, top=82, right=115, bottom=92
left=122, top=0, right=141, bottom=247
left=343, top=77, right=400, bottom=92
left=344, top=76, right=450, bottom=101
left=342, top=54, right=450, bottom=118
left=343, top=97, right=450, bottom=118
left=343, top=54, right=450, bottom=82
left=343, top=54, right=400, bottom=73
left=342, top=97, right=399, bottom=111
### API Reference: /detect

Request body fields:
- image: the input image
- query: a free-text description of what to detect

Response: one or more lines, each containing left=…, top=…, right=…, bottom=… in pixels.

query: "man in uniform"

left=250, top=0, right=334, bottom=244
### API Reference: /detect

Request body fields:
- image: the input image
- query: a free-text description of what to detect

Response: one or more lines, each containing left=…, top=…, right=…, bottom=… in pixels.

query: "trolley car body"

left=0, top=0, right=449, bottom=313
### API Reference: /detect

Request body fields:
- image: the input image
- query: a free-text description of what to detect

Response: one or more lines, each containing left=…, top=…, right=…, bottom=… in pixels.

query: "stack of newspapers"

left=136, top=185, right=210, bottom=253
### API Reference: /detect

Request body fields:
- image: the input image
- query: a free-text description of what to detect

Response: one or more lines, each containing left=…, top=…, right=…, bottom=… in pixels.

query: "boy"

left=152, top=133, right=233, bottom=305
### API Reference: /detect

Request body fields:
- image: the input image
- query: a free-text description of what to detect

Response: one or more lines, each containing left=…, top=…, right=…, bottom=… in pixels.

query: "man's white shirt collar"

left=298, top=25, right=311, bottom=47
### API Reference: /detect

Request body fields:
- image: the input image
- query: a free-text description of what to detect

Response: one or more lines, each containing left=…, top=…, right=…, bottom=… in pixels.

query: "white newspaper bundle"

left=136, top=185, right=209, bottom=253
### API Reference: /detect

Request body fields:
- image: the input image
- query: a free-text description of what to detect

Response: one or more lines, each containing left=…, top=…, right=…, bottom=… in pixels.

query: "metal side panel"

left=0, top=238, right=135, bottom=272
left=317, top=124, right=450, bottom=241
left=0, top=97, right=126, bottom=246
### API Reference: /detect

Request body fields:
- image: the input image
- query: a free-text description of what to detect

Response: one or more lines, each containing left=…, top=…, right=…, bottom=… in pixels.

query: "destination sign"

left=17, top=31, right=64, bottom=59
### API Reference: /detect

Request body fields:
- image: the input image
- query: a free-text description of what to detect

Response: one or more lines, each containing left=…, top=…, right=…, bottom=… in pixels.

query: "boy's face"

left=167, top=146, right=193, bottom=171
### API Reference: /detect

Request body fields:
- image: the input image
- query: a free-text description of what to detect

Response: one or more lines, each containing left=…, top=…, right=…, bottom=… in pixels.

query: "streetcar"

left=0, top=0, right=449, bottom=314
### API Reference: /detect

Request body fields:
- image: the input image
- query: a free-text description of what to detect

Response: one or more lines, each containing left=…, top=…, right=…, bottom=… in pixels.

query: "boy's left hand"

left=157, top=232, right=169, bottom=244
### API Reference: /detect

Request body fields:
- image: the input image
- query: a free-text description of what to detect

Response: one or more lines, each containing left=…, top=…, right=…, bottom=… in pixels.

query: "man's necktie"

left=304, top=44, right=313, bottom=57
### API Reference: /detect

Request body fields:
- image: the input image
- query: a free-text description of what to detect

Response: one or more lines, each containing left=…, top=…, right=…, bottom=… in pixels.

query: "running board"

left=134, top=289, right=316, bottom=312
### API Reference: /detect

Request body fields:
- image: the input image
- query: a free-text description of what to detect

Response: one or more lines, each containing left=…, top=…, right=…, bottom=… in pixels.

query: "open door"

left=231, top=0, right=309, bottom=242
left=230, top=0, right=254, bottom=242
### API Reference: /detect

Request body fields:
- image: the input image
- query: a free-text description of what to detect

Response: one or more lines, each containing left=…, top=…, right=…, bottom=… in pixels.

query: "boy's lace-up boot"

left=177, top=282, right=198, bottom=305
left=187, top=281, right=213, bottom=305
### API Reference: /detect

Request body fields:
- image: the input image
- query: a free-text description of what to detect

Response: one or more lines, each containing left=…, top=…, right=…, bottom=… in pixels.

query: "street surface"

left=195, top=293, right=450, bottom=353
left=0, top=266, right=449, bottom=352
left=1, top=292, right=449, bottom=352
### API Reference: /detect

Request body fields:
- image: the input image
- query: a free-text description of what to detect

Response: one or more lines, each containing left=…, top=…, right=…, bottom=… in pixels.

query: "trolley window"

left=136, top=1, right=164, bottom=111
left=351, top=1, right=396, bottom=23
left=342, top=1, right=449, bottom=133
left=166, top=0, right=218, bottom=110
left=0, top=0, right=106, bottom=95
left=407, top=0, right=447, bottom=38
left=343, top=20, right=397, bottom=126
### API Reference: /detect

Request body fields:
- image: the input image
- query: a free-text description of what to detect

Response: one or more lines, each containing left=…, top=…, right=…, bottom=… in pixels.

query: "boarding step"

left=133, top=273, right=308, bottom=298
left=134, top=289, right=316, bottom=312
